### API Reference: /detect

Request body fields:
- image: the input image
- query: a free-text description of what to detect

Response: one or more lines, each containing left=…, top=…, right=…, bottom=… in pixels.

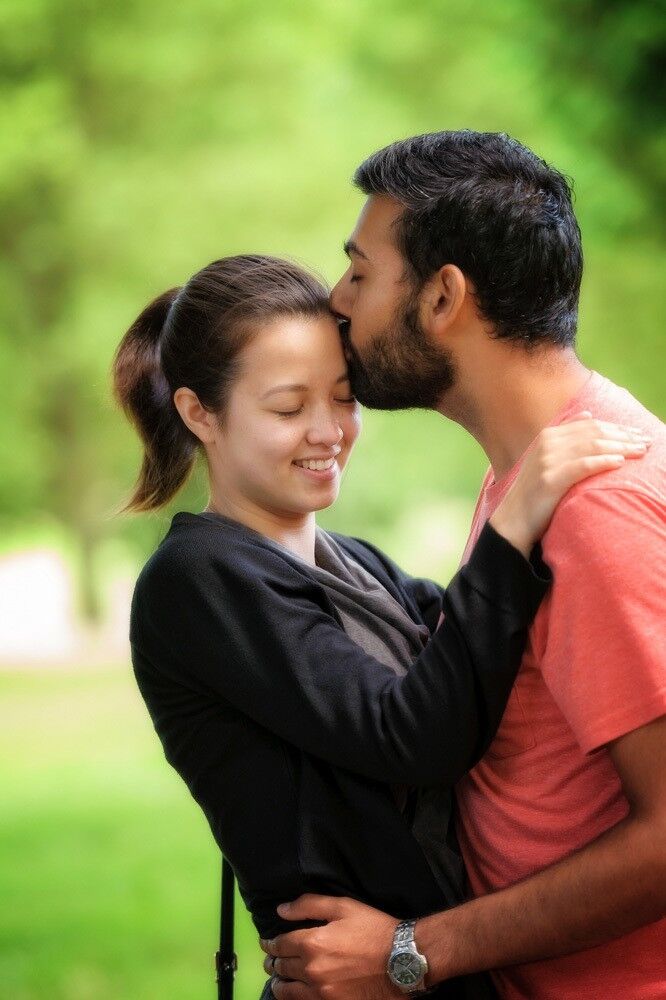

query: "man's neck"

left=444, top=348, right=591, bottom=481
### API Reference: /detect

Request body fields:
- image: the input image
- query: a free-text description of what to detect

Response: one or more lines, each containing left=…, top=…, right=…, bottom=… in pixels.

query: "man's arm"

left=262, top=714, right=666, bottom=999
left=420, top=712, right=666, bottom=981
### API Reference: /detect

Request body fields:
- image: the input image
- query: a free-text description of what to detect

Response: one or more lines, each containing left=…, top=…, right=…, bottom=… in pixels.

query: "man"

left=261, top=132, right=666, bottom=998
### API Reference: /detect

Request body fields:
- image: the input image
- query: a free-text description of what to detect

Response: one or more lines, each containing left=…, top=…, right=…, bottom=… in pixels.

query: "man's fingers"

left=263, top=928, right=318, bottom=958
left=263, top=954, right=307, bottom=980
left=278, top=893, right=347, bottom=922
left=270, top=977, right=318, bottom=1000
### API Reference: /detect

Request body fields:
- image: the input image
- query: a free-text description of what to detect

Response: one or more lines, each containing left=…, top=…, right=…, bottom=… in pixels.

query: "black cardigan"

left=129, top=512, right=549, bottom=999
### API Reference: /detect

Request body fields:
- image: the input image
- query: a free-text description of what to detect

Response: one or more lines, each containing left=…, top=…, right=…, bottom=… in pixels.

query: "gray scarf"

left=311, top=528, right=430, bottom=673
left=308, top=529, right=464, bottom=901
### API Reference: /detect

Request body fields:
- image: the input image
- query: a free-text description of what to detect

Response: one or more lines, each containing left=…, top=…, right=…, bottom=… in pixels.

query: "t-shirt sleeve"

left=539, top=486, right=666, bottom=753
left=130, top=524, right=549, bottom=787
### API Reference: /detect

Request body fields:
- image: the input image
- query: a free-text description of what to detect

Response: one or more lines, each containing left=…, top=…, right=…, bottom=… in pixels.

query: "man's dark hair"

left=354, top=131, right=583, bottom=347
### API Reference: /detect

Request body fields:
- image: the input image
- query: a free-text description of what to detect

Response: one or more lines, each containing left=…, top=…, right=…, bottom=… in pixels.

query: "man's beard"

left=341, top=297, right=456, bottom=411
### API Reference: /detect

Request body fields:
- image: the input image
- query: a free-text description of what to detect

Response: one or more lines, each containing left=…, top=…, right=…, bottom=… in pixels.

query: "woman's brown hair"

left=112, top=255, right=330, bottom=513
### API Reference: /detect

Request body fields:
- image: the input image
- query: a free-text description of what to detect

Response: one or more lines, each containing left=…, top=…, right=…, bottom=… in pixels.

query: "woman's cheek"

left=275, top=421, right=307, bottom=458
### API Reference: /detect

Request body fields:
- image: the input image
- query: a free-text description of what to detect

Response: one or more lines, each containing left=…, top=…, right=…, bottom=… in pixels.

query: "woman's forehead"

left=239, top=314, right=347, bottom=389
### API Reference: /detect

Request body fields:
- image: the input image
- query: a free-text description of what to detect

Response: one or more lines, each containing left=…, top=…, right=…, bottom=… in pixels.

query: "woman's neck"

left=204, top=492, right=317, bottom=564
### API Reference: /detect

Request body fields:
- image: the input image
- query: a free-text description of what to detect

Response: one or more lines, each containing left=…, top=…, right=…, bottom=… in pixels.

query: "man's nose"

left=329, top=279, right=350, bottom=322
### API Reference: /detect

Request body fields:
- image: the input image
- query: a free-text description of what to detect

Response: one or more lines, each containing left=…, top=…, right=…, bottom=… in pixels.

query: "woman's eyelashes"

left=274, top=407, right=303, bottom=418
left=272, top=398, right=356, bottom=418
left=349, top=274, right=362, bottom=284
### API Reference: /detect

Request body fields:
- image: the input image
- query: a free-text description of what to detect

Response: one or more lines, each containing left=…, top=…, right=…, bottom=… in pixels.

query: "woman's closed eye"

left=275, top=399, right=354, bottom=416
left=273, top=407, right=303, bottom=418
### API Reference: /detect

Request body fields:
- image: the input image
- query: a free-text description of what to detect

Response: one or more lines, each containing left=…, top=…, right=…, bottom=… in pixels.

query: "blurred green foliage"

left=1, top=0, right=664, bottom=598
left=1, top=2, right=664, bottom=996
left=0, top=668, right=267, bottom=999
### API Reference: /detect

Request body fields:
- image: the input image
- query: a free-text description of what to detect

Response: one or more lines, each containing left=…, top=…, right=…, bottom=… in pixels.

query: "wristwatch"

left=386, top=919, right=429, bottom=994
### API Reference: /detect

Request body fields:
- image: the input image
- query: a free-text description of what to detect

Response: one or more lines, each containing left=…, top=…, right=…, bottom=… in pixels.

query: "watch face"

left=389, top=951, right=424, bottom=986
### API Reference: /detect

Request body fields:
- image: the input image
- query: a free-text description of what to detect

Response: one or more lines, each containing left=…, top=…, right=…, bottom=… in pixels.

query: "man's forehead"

left=350, top=194, right=404, bottom=255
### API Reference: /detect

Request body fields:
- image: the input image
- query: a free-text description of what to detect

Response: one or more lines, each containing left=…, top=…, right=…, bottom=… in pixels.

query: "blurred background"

left=1, top=0, right=664, bottom=996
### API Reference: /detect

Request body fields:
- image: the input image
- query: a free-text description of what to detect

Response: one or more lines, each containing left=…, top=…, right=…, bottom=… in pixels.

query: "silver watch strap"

left=394, top=919, right=417, bottom=946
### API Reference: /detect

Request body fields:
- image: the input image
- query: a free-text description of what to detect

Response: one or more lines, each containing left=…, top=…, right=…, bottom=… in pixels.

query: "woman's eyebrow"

left=343, top=239, right=371, bottom=262
left=261, top=374, right=350, bottom=400
left=260, top=383, right=307, bottom=400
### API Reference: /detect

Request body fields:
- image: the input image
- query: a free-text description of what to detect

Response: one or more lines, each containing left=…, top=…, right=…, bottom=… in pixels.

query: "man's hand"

left=259, top=894, right=400, bottom=1000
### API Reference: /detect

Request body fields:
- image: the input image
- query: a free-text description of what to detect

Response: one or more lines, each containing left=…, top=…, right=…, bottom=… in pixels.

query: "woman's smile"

left=291, top=455, right=340, bottom=481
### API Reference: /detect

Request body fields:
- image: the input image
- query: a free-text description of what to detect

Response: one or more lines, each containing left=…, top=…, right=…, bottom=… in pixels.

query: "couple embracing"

left=113, top=131, right=666, bottom=999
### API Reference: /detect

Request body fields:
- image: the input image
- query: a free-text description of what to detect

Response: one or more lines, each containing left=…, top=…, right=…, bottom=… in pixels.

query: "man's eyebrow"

left=343, top=239, right=370, bottom=262
left=261, top=375, right=350, bottom=400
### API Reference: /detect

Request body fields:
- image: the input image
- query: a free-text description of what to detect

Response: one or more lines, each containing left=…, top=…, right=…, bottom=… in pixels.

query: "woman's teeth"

left=294, top=458, right=337, bottom=471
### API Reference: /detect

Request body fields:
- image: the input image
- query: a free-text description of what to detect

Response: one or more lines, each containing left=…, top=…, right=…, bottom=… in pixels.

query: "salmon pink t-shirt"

left=456, top=371, right=666, bottom=999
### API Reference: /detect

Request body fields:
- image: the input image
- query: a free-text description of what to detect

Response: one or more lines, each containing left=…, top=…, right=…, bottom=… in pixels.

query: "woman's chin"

left=312, top=496, right=337, bottom=513
left=300, top=485, right=340, bottom=515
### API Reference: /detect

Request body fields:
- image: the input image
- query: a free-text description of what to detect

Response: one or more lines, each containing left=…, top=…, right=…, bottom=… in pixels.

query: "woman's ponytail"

left=112, top=288, right=198, bottom=513
left=113, top=256, right=331, bottom=517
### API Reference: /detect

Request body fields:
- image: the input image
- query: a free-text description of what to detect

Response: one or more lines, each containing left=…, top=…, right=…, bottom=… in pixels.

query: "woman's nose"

left=306, top=413, right=344, bottom=447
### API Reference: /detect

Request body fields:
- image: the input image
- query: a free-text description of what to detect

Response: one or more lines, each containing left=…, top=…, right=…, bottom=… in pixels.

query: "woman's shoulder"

left=130, top=513, right=342, bottom=646
left=135, top=511, right=320, bottom=597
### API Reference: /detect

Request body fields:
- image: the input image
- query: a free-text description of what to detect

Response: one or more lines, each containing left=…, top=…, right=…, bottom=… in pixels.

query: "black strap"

left=215, top=856, right=238, bottom=999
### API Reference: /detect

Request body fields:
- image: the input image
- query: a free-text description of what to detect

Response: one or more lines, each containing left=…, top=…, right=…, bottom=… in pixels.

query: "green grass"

left=0, top=668, right=267, bottom=999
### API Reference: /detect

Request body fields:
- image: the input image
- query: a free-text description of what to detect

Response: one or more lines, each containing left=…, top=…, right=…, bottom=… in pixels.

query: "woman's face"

left=208, top=313, right=361, bottom=520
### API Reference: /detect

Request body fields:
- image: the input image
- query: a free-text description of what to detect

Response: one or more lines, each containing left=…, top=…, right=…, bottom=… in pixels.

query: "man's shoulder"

left=543, top=473, right=665, bottom=573
left=584, top=372, right=663, bottom=428
left=555, top=373, right=665, bottom=515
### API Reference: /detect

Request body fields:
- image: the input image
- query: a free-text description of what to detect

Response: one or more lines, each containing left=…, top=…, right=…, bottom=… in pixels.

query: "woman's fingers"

left=541, top=436, right=649, bottom=490
left=588, top=438, right=648, bottom=456
left=487, top=414, right=652, bottom=556
left=557, top=416, right=651, bottom=444
left=553, top=453, right=628, bottom=491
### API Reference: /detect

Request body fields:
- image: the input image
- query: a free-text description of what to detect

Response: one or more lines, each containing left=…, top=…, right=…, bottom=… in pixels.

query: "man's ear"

left=420, top=264, right=468, bottom=343
left=173, top=387, right=218, bottom=444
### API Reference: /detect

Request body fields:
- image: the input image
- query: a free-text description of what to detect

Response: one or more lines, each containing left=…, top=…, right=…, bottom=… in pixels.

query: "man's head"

left=331, top=130, right=583, bottom=410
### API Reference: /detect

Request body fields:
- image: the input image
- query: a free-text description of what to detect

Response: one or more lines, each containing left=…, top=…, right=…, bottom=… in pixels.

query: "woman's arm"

left=132, top=521, right=546, bottom=788
left=132, top=415, right=646, bottom=787
left=335, top=412, right=647, bottom=633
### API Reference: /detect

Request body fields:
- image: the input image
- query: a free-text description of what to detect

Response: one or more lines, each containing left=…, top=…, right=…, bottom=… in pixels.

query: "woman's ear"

left=420, top=264, right=469, bottom=343
left=173, top=387, right=217, bottom=444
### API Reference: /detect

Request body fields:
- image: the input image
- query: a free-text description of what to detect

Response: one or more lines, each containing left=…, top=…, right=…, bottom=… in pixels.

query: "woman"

left=113, top=255, right=644, bottom=999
